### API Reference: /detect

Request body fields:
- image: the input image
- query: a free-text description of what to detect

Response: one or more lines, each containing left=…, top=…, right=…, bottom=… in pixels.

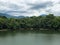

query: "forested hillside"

left=0, top=14, right=60, bottom=31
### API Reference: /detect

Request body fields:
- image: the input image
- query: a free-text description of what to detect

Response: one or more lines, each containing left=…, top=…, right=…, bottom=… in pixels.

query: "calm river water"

left=0, top=31, right=60, bottom=45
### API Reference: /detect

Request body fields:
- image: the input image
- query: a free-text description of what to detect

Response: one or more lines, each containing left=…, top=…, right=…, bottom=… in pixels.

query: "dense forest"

left=0, top=14, right=60, bottom=31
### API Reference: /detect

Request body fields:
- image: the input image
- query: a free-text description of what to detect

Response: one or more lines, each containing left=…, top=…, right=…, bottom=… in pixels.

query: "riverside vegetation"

left=0, top=14, right=60, bottom=32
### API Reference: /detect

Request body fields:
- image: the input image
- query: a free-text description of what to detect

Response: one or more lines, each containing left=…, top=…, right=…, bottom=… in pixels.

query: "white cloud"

left=0, top=0, right=60, bottom=16
left=50, top=4, right=60, bottom=16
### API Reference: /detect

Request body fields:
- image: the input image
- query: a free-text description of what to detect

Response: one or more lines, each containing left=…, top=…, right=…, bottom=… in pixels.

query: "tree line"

left=0, top=14, right=60, bottom=31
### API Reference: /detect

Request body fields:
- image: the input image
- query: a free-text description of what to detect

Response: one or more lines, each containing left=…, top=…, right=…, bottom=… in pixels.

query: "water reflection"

left=0, top=30, right=60, bottom=45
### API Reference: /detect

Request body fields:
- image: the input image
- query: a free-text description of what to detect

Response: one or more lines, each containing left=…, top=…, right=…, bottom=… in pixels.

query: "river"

left=0, top=31, right=60, bottom=45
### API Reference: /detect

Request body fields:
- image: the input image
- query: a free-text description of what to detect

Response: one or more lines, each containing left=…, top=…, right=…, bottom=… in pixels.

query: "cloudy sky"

left=0, top=0, right=60, bottom=16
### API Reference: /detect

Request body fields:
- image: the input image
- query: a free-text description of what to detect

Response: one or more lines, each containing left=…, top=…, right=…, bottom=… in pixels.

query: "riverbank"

left=0, top=29, right=7, bottom=31
left=0, top=29, right=60, bottom=34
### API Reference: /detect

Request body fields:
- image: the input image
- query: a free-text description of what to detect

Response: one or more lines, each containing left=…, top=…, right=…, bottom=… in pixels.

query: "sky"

left=0, top=0, right=60, bottom=16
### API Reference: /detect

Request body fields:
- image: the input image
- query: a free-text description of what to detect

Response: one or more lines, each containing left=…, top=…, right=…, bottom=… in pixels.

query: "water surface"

left=0, top=31, right=60, bottom=45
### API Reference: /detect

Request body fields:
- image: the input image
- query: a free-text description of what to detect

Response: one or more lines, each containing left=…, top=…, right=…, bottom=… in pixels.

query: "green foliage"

left=0, top=14, right=60, bottom=31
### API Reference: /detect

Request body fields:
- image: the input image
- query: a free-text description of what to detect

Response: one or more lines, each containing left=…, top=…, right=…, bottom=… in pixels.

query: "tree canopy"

left=0, top=14, right=60, bottom=31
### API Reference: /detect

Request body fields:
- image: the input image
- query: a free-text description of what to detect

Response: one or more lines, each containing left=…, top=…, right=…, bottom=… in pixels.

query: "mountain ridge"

left=0, top=13, right=25, bottom=18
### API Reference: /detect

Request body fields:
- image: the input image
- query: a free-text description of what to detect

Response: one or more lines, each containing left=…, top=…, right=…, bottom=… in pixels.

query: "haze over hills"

left=0, top=12, right=48, bottom=18
left=40, top=14, right=47, bottom=16
left=0, top=13, right=25, bottom=18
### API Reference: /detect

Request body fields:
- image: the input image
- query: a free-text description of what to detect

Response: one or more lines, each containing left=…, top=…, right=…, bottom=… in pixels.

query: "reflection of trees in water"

left=0, top=30, right=30, bottom=37
left=0, top=31, right=17, bottom=37
left=0, top=32, right=8, bottom=37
